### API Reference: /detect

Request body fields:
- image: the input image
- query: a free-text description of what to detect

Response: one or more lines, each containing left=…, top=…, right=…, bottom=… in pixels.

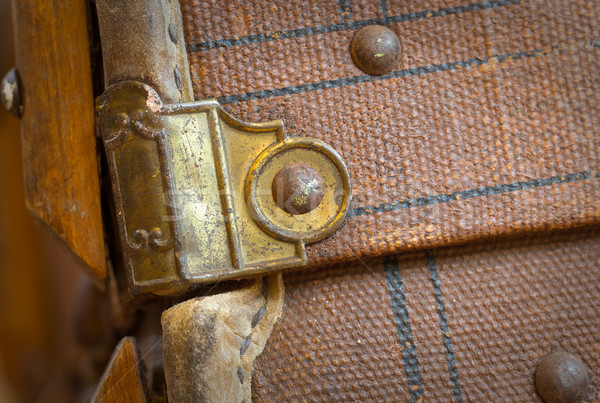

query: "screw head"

left=351, top=25, right=401, bottom=76
left=1, top=68, right=23, bottom=118
left=535, top=352, right=589, bottom=403
left=272, top=163, right=325, bottom=215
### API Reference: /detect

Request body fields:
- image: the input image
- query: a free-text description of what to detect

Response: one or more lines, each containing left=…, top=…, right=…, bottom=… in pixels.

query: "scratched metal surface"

left=182, top=0, right=600, bottom=267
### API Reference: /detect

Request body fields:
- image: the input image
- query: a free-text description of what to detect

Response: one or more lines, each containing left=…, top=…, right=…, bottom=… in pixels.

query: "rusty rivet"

left=1, top=68, right=23, bottom=118
left=351, top=25, right=401, bottom=75
left=535, top=352, right=589, bottom=403
left=272, top=163, right=325, bottom=215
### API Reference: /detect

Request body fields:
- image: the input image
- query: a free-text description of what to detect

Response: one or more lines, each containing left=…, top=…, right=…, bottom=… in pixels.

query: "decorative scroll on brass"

left=97, top=81, right=351, bottom=295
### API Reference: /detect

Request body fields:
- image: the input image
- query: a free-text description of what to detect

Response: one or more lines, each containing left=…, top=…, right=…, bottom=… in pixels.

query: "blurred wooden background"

left=0, top=1, right=111, bottom=401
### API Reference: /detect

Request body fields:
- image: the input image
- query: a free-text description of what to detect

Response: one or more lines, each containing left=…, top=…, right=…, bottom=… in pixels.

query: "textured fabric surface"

left=180, top=1, right=600, bottom=401
left=253, top=226, right=600, bottom=402
left=182, top=0, right=600, bottom=267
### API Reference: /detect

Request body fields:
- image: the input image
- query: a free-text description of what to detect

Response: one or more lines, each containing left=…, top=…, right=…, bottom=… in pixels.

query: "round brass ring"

left=245, top=137, right=351, bottom=243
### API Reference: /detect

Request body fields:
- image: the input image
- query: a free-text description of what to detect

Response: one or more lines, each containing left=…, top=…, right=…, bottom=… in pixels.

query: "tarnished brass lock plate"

left=97, top=82, right=351, bottom=295
left=247, top=138, right=350, bottom=242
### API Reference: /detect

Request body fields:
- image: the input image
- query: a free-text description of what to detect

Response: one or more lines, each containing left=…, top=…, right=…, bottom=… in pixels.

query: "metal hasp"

left=97, top=81, right=351, bottom=295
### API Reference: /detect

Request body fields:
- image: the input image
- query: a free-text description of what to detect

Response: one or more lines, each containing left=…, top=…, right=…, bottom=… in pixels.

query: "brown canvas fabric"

left=180, top=0, right=600, bottom=401
left=181, top=0, right=600, bottom=266
left=252, top=227, right=600, bottom=402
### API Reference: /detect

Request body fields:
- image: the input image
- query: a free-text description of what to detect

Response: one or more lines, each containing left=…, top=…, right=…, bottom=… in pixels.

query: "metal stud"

left=535, top=351, right=589, bottom=403
left=1, top=68, right=23, bottom=118
left=272, top=163, right=325, bottom=215
left=351, top=25, right=401, bottom=76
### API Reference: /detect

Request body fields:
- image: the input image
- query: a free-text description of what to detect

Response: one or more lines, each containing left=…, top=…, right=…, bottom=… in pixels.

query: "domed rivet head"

left=351, top=25, right=401, bottom=75
left=535, top=352, right=589, bottom=403
left=1, top=68, right=23, bottom=118
left=272, top=163, right=325, bottom=215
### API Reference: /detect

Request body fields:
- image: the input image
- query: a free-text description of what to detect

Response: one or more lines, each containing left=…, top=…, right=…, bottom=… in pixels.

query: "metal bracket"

left=97, top=81, right=351, bottom=295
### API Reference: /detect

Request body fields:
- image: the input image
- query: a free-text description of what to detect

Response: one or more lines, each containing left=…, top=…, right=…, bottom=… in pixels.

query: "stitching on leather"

left=237, top=277, right=270, bottom=386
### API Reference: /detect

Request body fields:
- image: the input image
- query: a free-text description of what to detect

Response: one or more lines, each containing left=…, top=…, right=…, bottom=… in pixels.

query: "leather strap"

left=162, top=275, right=284, bottom=402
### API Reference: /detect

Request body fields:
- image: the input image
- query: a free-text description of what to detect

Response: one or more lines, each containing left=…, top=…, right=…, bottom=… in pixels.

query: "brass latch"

left=98, top=82, right=351, bottom=295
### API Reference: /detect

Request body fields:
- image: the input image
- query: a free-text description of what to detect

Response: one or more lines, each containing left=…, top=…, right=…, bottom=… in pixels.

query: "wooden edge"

left=11, top=0, right=107, bottom=285
left=92, top=337, right=148, bottom=403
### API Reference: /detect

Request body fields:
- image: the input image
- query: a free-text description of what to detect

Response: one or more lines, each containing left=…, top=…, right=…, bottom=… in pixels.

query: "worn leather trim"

left=161, top=274, right=284, bottom=402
